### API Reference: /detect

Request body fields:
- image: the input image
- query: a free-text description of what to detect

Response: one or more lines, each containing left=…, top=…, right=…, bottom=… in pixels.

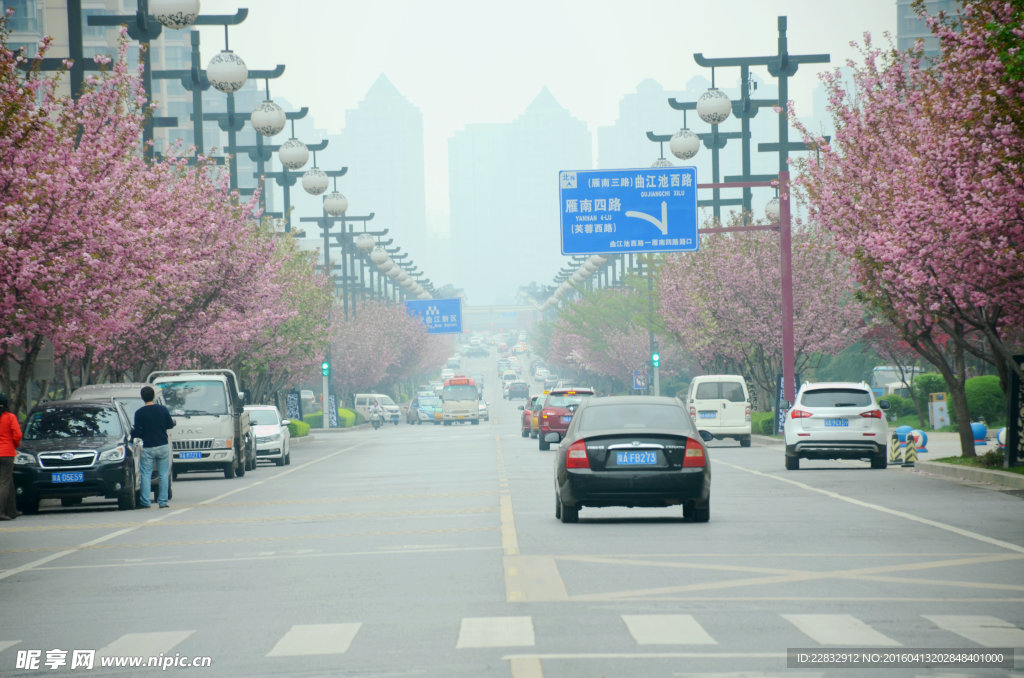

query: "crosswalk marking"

left=97, top=631, right=193, bottom=658
left=0, top=641, right=20, bottom=653
left=782, top=614, right=900, bottom=646
left=456, top=616, right=535, bottom=648
left=266, top=623, right=362, bottom=657
left=924, top=614, right=1024, bottom=647
left=622, top=614, right=717, bottom=645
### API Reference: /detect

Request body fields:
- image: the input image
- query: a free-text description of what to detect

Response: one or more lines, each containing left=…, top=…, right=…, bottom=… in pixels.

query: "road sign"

left=405, top=298, right=463, bottom=334
left=559, top=167, right=699, bottom=255
left=633, top=370, right=648, bottom=391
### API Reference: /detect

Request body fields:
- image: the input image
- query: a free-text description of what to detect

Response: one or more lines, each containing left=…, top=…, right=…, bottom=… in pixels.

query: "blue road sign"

left=559, top=167, right=699, bottom=255
left=405, top=298, right=463, bottom=334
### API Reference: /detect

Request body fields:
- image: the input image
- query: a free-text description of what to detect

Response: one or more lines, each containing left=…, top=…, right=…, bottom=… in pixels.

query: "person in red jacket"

left=0, top=393, right=23, bottom=520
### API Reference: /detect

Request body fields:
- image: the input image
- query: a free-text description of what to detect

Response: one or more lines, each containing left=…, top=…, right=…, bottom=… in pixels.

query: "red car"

left=519, top=395, right=541, bottom=437
left=538, top=387, right=596, bottom=450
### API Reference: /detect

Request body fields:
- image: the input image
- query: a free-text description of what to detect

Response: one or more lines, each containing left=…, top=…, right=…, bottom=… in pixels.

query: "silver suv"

left=783, top=382, right=890, bottom=470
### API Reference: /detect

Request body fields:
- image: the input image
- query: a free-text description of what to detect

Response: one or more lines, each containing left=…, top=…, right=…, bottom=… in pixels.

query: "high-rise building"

left=896, top=0, right=960, bottom=57
left=448, top=87, right=592, bottom=305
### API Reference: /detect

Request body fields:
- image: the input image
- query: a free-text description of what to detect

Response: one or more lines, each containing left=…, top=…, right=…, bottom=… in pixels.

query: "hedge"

left=288, top=419, right=311, bottom=438
left=751, top=411, right=775, bottom=435
left=302, top=407, right=360, bottom=429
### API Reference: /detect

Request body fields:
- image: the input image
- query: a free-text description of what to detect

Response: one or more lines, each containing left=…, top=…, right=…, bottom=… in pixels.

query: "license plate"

left=561, top=416, right=572, bottom=424
left=52, top=472, right=84, bottom=483
left=615, top=451, right=658, bottom=465
left=824, top=418, right=849, bottom=427
left=178, top=451, right=203, bottom=460
left=699, top=411, right=717, bottom=419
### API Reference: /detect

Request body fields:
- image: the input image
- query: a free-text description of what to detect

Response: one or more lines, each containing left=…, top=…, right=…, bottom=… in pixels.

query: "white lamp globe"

left=419, top=291, right=432, bottom=300
left=377, top=259, right=394, bottom=273
left=588, top=254, right=607, bottom=266
left=323, top=191, right=348, bottom=217
left=250, top=99, right=286, bottom=137
left=279, top=138, right=309, bottom=170
left=582, top=261, right=597, bottom=273
left=386, top=267, right=402, bottom=279
left=670, top=128, right=700, bottom=160
left=765, top=197, right=781, bottom=222
left=301, top=167, right=329, bottom=196
left=651, top=157, right=674, bottom=168
left=354, top=233, right=375, bottom=253
left=572, top=270, right=586, bottom=283
left=150, top=0, right=200, bottom=28
left=697, top=87, right=732, bottom=125
left=206, top=50, right=247, bottom=93
left=370, top=246, right=389, bottom=265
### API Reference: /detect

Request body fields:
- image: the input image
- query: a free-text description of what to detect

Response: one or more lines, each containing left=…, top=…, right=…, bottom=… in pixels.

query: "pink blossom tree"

left=791, top=0, right=1024, bottom=455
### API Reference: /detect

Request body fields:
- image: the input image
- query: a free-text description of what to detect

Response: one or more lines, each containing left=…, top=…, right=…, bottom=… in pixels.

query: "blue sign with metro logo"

left=405, top=298, right=463, bottom=335
left=559, top=167, right=699, bottom=255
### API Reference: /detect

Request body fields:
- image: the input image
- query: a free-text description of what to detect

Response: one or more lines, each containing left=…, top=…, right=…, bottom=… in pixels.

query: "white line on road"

left=782, top=614, right=901, bottom=646
left=266, top=623, right=362, bottom=657
left=622, top=614, right=718, bottom=645
left=456, top=616, right=535, bottom=648
left=714, top=460, right=1024, bottom=554
left=924, top=614, right=1024, bottom=647
left=0, top=443, right=366, bottom=582
left=97, top=631, right=194, bottom=658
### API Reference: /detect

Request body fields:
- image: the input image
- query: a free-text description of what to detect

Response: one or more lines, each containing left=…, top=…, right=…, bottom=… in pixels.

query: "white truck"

left=147, top=369, right=255, bottom=479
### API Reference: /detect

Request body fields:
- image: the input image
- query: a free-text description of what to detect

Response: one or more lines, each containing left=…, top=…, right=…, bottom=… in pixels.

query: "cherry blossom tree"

left=791, top=0, right=1024, bottom=455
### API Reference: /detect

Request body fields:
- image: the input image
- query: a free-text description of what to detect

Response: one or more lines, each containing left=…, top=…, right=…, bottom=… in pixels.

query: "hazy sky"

left=196, top=0, right=898, bottom=225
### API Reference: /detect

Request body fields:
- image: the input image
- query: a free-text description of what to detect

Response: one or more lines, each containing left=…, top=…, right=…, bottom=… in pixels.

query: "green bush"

left=338, top=408, right=357, bottom=428
left=751, top=411, right=775, bottom=435
left=883, top=394, right=914, bottom=418
left=288, top=419, right=311, bottom=438
left=303, top=411, right=323, bottom=429
left=966, top=375, right=1005, bottom=425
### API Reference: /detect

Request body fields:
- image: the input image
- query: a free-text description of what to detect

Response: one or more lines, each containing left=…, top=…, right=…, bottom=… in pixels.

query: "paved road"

left=1, top=367, right=1021, bottom=677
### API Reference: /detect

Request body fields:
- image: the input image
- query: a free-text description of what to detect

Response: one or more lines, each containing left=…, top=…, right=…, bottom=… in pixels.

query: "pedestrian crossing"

left=1, top=613, right=1020, bottom=659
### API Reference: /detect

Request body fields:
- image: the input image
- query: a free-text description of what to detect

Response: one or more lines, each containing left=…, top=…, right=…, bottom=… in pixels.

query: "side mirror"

left=281, top=419, right=291, bottom=426
left=698, top=430, right=714, bottom=442
left=780, top=400, right=791, bottom=410
left=517, top=405, right=524, bottom=411
left=878, top=400, right=891, bottom=410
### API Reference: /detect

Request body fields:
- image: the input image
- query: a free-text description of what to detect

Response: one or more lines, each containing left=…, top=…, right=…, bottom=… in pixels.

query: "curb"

left=914, top=460, right=1024, bottom=490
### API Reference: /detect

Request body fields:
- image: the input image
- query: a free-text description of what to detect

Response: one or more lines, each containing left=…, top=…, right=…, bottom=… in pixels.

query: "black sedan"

left=551, top=396, right=712, bottom=523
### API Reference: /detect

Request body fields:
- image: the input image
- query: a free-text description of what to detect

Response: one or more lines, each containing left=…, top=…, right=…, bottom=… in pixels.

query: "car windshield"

left=801, top=388, right=873, bottom=408
left=545, top=393, right=590, bottom=408
left=378, top=396, right=396, bottom=407
left=24, top=406, right=122, bottom=440
left=248, top=409, right=280, bottom=426
left=695, top=381, right=745, bottom=402
left=159, top=381, right=229, bottom=415
left=418, top=396, right=440, bottom=407
left=578, top=403, right=690, bottom=430
left=443, top=385, right=478, bottom=401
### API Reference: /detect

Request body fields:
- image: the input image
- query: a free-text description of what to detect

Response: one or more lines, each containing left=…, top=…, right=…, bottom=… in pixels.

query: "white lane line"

left=509, top=656, right=544, bottom=678
left=924, top=614, right=1024, bottom=647
left=266, top=623, right=362, bottom=657
left=456, top=616, right=535, bottom=649
left=0, top=443, right=366, bottom=582
left=715, top=460, right=1024, bottom=554
left=0, top=641, right=20, bottom=653
left=97, top=631, right=193, bottom=658
left=622, top=614, right=717, bottom=645
left=783, top=614, right=901, bottom=646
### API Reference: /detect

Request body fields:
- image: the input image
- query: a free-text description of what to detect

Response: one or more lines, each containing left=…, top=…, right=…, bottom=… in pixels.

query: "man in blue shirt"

left=132, top=386, right=175, bottom=508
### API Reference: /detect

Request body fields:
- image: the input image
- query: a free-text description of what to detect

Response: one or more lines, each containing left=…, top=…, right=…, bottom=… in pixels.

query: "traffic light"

left=651, top=351, right=660, bottom=367
left=321, top=360, right=330, bottom=376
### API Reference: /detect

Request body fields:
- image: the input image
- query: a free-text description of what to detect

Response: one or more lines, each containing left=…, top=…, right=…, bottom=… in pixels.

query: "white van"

left=353, top=393, right=400, bottom=425
left=685, top=375, right=752, bottom=447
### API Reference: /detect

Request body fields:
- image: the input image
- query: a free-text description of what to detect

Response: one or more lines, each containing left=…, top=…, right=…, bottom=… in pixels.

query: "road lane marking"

left=504, top=555, right=569, bottom=602
left=500, top=495, right=519, bottom=556
left=97, top=631, right=194, bottom=658
left=508, top=656, right=544, bottom=678
left=782, top=614, right=901, bottom=646
left=715, top=459, right=1024, bottom=554
left=622, top=614, right=717, bottom=645
left=266, top=623, right=362, bottom=657
left=456, top=616, right=535, bottom=648
left=924, top=615, right=1024, bottom=647
left=0, top=443, right=366, bottom=581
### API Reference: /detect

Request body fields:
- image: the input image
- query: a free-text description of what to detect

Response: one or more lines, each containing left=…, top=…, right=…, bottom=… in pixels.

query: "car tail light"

left=683, top=438, right=706, bottom=467
left=689, top=406, right=696, bottom=419
left=789, top=409, right=813, bottom=419
left=860, top=409, right=883, bottom=419
left=745, top=405, right=751, bottom=421
left=566, top=440, right=590, bottom=469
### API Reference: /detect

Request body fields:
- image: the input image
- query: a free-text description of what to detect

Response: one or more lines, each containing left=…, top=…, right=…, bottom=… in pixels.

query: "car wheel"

left=276, top=454, right=285, bottom=467
left=236, top=451, right=246, bottom=477
left=117, top=466, right=137, bottom=510
left=539, top=437, right=550, bottom=451
left=785, top=456, right=799, bottom=471
left=740, top=435, right=751, bottom=447
left=554, top=494, right=561, bottom=519
left=223, top=460, right=236, bottom=479
left=871, top=454, right=887, bottom=469
left=521, top=428, right=529, bottom=438
left=172, top=467, right=179, bottom=481
left=60, top=497, right=83, bottom=507
left=286, top=446, right=291, bottom=466
left=18, top=497, right=40, bottom=515
left=559, top=498, right=578, bottom=523
left=684, top=499, right=710, bottom=523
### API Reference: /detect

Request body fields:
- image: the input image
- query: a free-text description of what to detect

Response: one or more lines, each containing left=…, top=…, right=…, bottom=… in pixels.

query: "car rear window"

left=578, top=404, right=690, bottom=430
left=800, top=388, right=873, bottom=408
left=545, top=393, right=592, bottom=408
left=695, top=381, right=746, bottom=402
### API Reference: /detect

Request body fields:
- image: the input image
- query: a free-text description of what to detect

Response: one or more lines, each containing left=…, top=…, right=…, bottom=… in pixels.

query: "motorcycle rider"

left=369, top=399, right=384, bottom=429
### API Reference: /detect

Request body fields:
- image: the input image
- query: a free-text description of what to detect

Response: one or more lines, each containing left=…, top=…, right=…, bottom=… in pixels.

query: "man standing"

left=132, top=386, right=175, bottom=508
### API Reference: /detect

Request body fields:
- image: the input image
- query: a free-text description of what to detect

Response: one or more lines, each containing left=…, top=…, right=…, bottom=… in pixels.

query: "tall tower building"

left=896, top=0, right=960, bottom=57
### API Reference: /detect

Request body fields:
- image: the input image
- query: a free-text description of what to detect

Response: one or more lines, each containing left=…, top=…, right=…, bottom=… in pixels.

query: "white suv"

left=783, top=382, right=890, bottom=470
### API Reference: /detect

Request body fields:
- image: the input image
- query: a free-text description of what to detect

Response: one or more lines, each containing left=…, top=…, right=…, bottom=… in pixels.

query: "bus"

left=441, top=376, right=481, bottom=425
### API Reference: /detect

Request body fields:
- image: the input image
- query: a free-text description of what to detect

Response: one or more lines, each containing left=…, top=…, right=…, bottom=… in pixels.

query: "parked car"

left=685, top=375, right=752, bottom=447
left=506, top=381, right=530, bottom=400
left=552, top=395, right=714, bottom=523
left=538, top=387, right=597, bottom=451
left=245, top=405, right=291, bottom=467
left=782, top=381, right=890, bottom=470
left=13, top=399, right=143, bottom=513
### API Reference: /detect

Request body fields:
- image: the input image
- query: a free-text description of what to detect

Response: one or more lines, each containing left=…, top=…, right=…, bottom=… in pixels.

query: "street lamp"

left=150, top=0, right=200, bottom=28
